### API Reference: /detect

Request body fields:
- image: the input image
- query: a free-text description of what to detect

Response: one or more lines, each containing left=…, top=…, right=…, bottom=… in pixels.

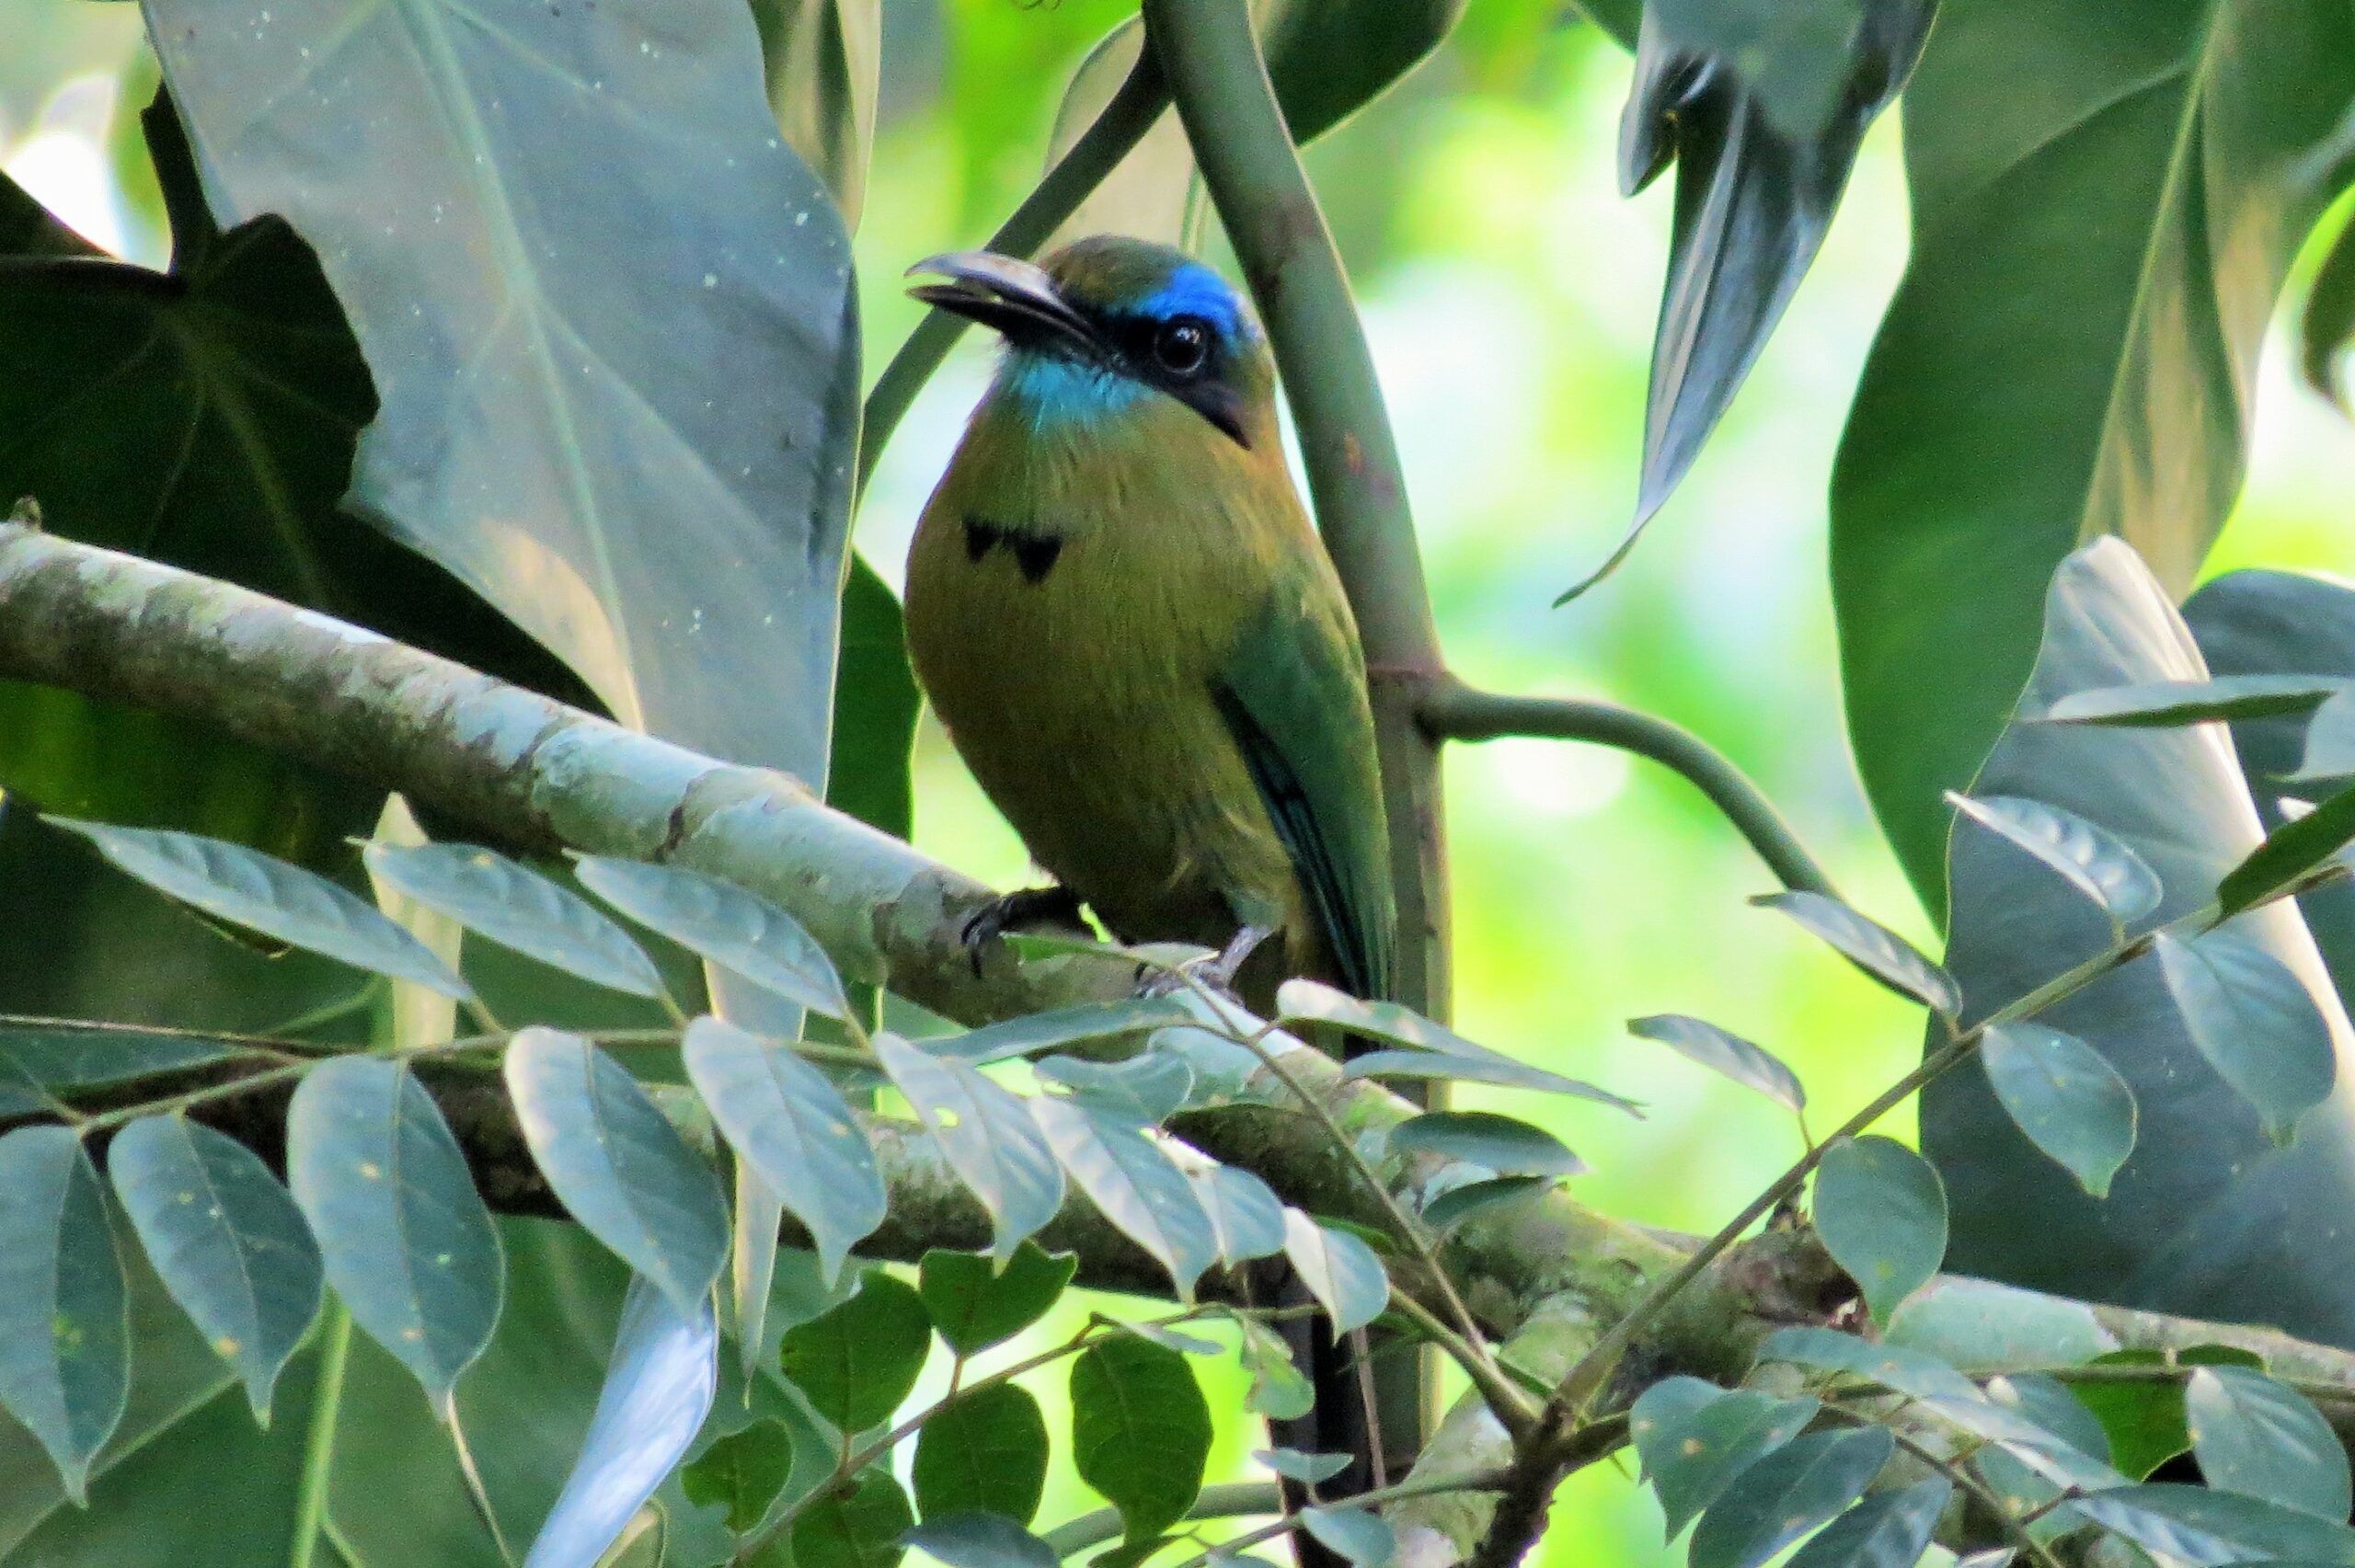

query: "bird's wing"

left=1212, top=583, right=1398, bottom=1003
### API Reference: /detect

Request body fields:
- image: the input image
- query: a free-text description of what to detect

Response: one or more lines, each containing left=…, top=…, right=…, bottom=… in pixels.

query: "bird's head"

left=909, top=236, right=1273, bottom=449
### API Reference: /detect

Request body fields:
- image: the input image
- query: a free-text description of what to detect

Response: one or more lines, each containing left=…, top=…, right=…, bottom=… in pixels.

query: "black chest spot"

left=964, top=516, right=1065, bottom=585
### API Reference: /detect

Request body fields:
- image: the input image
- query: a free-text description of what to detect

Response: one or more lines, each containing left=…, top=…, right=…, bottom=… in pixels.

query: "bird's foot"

left=961, top=885, right=1086, bottom=976
left=1138, top=923, right=1274, bottom=1002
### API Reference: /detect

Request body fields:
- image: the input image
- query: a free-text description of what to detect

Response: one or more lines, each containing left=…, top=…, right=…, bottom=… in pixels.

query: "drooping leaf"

left=795, top=1468, right=913, bottom=1568
left=916, top=1244, right=1076, bottom=1358
left=1069, top=1335, right=1212, bottom=1542
left=523, top=1276, right=718, bottom=1568
left=1831, top=0, right=2355, bottom=899
left=107, top=1115, right=321, bottom=1421
left=1752, top=892, right=1959, bottom=1018
left=576, top=858, right=845, bottom=1022
left=1186, top=1166, right=1288, bottom=1265
left=285, top=1057, right=503, bottom=1402
left=912, top=1382, right=1050, bottom=1525
left=49, top=818, right=469, bottom=1001
left=778, top=1269, right=931, bottom=1434
left=1385, top=1112, right=1584, bottom=1176
left=1978, top=1023, right=2137, bottom=1199
left=1276, top=980, right=1514, bottom=1062
left=2218, top=783, right=2355, bottom=918
left=682, top=1418, right=795, bottom=1534
left=1034, top=1051, right=1196, bottom=1127
left=2185, top=1365, right=2351, bottom=1520
left=146, top=0, right=862, bottom=802
left=2069, top=1482, right=2355, bottom=1564
left=0, top=1127, right=127, bottom=1501
left=1281, top=1210, right=1389, bottom=1335
left=2154, top=930, right=2338, bottom=1145
left=1812, top=1136, right=1947, bottom=1322
left=874, top=1033, right=1064, bottom=1262
left=504, top=1028, right=729, bottom=1312
left=1784, top=1477, right=1950, bottom=1568
left=2037, top=676, right=2346, bottom=727
left=902, top=1513, right=1061, bottom=1568
left=1686, top=1426, right=1894, bottom=1568
left=0, top=1025, right=240, bottom=1118
left=362, top=842, right=665, bottom=1001
left=1626, top=1014, right=1805, bottom=1115
left=1947, top=794, right=2163, bottom=928
left=928, top=1000, right=1196, bottom=1068
left=683, top=1015, right=886, bottom=1286
left=1031, top=1100, right=1218, bottom=1298
left=1629, top=1377, right=1821, bottom=1535
left=1341, top=1050, right=1640, bottom=1111
left=1299, top=1507, right=1393, bottom=1568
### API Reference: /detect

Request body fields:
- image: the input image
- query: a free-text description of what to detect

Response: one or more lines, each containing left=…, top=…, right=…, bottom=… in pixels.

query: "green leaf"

left=1753, top=893, right=1959, bottom=1018
left=912, top=1382, right=1049, bottom=1525
left=929, top=1000, right=1196, bottom=1067
left=1419, top=1176, right=1554, bottom=1234
left=525, top=1276, right=718, bottom=1568
left=0, top=1127, right=127, bottom=1502
left=1281, top=1210, right=1389, bottom=1335
left=2068, top=1345, right=2263, bottom=1480
left=828, top=555, right=922, bottom=847
left=107, top=1115, right=321, bottom=1421
left=752, top=0, right=879, bottom=224
left=504, top=1027, right=729, bottom=1312
left=0, top=1024, right=239, bottom=1120
left=1626, top=1014, right=1805, bottom=1115
left=1299, top=1507, right=1392, bottom=1568
left=1034, top=1052, right=1195, bottom=1126
left=1069, top=1335, right=1211, bottom=1541
left=2304, top=206, right=2355, bottom=408
left=1784, top=1477, right=1950, bottom=1568
left=148, top=0, right=861, bottom=802
left=1979, top=1022, right=2138, bottom=1198
left=1187, top=1166, right=1288, bottom=1265
left=1947, top=794, right=2163, bottom=927
left=285, top=1057, right=503, bottom=1402
left=2037, top=676, right=2346, bottom=727
left=795, top=1469, right=913, bottom=1568
left=874, top=1033, right=1064, bottom=1262
left=916, top=1244, right=1076, bottom=1358
left=1757, top=1327, right=1983, bottom=1406
left=2069, top=1482, right=2355, bottom=1563
left=1031, top=1100, right=1217, bottom=1297
left=1885, top=1278, right=2115, bottom=1372
left=1687, top=1427, right=1893, bottom=1568
left=1254, top=1449, right=1351, bottom=1485
left=2295, top=686, right=2355, bottom=784
left=682, top=1418, right=795, bottom=1533
left=778, top=1269, right=931, bottom=1434
left=1813, top=1136, right=1947, bottom=1322
left=1275, top=980, right=1514, bottom=1062
left=1629, top=1377, right=1821, bottom=1535
left=903, top=1513, right=1060, bottom=1568
left=576, top=857, right=845, bottom=1021
left=1236, top=1316, right=1313, bottom=1422
left=2219, top=782, right=2355, bottom=917
left=1387, top=1111, right=1584, bottom=1177
left=1832, top=0, right=2355, bottom=900
left=1341, top=1050, right=1640, bottom=1112
left=48, top=818, right=469, bottom=1001
left=2185, top=1365, right=2351, bottom=1520
left=361, top=842, right=664, bottom=1000
left=683, top=1014, right=886, bottom=1287
left=2154, top=930, right=2337, bottom=1145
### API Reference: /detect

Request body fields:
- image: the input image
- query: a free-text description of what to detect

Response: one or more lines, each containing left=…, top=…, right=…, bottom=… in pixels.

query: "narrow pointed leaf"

left=796, top=1468, right=913, bottom=1568
left=1979, top=1023, right=2137, bottom=1199
left=1689, top=1426, right=1894, bottom=1568
left=576, top=856, right=845, bottom=1020
left=1421, top=1175, right=1554, bottom=1233
left=49, top=817, right=468, bottom=1000
left=2219, top=781, right=2355, bottom=917
left=286, top=1056, right=502, bottom=1400
left=1070, top=1335, right=1211, bottom=1542
left=1256, top=1448, right=1352, bottom=1485
left=108, top=1114, right=321, bottom=1420
left=1276, top=979, right=1516, bottom=1063
left=2154, top=931, right=2337, bottom=1144
left=928, top=999, right=1195, bottom=1066
left=917, top=1243, right=1076, bottom=1357
left=1032, top=1099, right=1217, bottom=1297
left=1627, top=1014, right=1805, bottom=1114
left=0, top=1127, right=127, bottom=1501
left=1813, top=1136, right=1947, bottom=1323
left=1281, top=1210, right=1389, bottom=1335
left=903, top=1513, right=1060, bottom=1568
left=875, top=1032, right=1063, bottom=1261
left=1947, top=794, right=2163, bottom=925
left=524, top=1276, right=718, bottom=1568
left=1785, top=1477, right=1950, bottom=1568
left=779, top=1269, right=931, bottom=1433
left=1034, top=1051, right=1194, bottom=1126
left=912, top=1381, right=1049, bottom=1524
left=1188, top=1166, right=1288, bottom=1265
left=1630, top=1377, right=1821, bottom=1535
left=1753, top=892, right=1959, bottom=1017
left=505, top=1027, right=729, bottom=1312
left=1342, top=1049, right=1640, bottom=1112
left=733, top=1160, right=787, bottom=1384
left=1300, top=1508, right=1392, bottom=1568
left=363, top=841, right=664, bottom=999
left=1758, top=1327, right=1982, bottom=1404
left=2069, top=1482, right=2355, bottom=1563
left=2186, top=1365, right=2351, bottom=1520
left=2039, top=676, right=2346, bottom=727
left=684, top=1015, right=886, bottom=1285
left=1388, top=1111, right=1584, bottom=1176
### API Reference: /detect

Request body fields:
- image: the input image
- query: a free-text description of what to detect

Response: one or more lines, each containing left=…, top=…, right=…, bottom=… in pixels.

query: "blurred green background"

left=7, top=0, right=2353, bottom=1561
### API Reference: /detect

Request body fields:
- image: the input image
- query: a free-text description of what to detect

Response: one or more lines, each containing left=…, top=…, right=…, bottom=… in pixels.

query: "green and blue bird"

left=903, top=236, right=1396, bottom=1015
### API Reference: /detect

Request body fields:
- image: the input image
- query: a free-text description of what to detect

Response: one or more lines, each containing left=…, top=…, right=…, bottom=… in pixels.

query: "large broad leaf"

left=1069, top=1336, right=1211, bottom=1543
left=911, top=1382, right=1050, bottom=1525
left=1925, top=540, right=2355, bottom=1346
left=144, top=0, right=862, bottom=794
left=777, top=1269, right=931, bottom=1435
left=752, top=0, right=880, bottom=226
left=1832, top=0, right=2355, bottom=898
left=1811, top=1135, right=1946, bottom=1323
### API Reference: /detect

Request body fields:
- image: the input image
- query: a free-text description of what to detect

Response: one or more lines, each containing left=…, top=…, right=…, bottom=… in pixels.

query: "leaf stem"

left=1044, top=1481, right=1287, bottom=1558
left=287, top=1301, right=354, bottom=1568
left=1149, top=1469, right=1511, bottom=1568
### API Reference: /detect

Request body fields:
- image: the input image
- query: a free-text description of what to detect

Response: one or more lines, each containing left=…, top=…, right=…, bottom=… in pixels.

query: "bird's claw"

left=961, top=886, right=1086, bottom=976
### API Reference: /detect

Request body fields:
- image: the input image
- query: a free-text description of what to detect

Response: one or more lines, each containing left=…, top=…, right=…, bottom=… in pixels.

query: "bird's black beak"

left=908, top=252, right=1098, bottom=357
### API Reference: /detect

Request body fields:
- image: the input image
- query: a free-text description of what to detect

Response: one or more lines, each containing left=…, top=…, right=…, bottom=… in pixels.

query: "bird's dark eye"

left=1153, top=315, right=1212, bottom=376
